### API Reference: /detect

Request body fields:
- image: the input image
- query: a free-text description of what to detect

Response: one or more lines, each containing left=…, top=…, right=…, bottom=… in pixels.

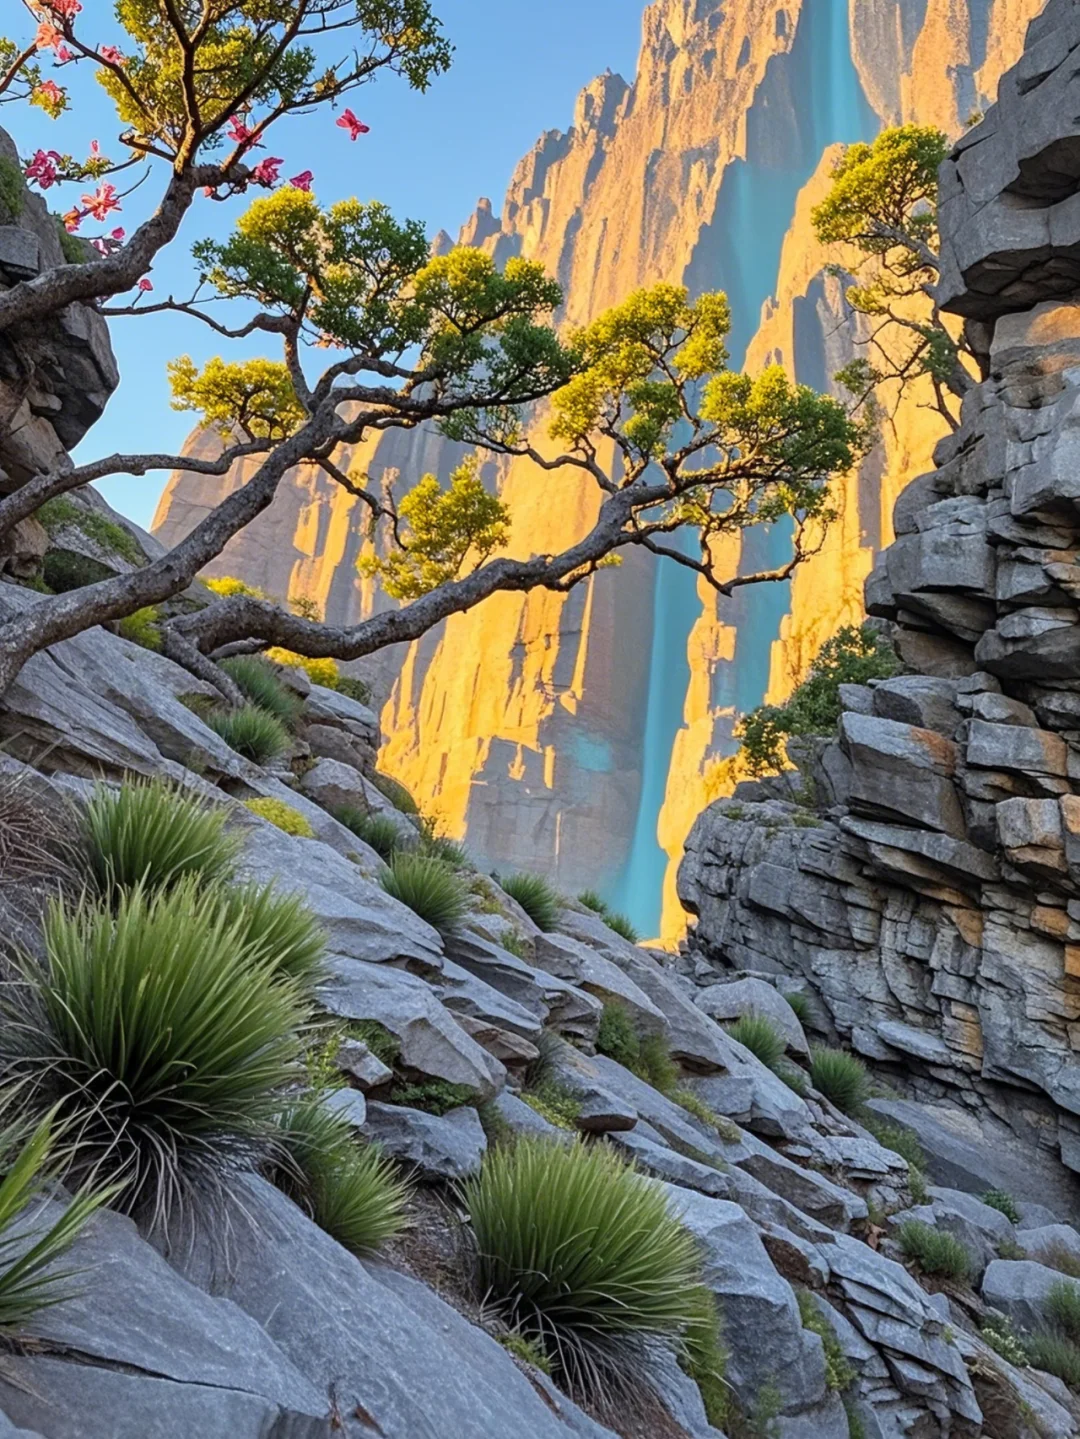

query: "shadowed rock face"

left=151, top=0, right=1038, bottom=937
left=679, top=2, right=1080, bottom=1206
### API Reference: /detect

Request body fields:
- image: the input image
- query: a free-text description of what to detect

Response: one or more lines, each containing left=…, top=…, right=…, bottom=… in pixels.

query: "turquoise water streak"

left=610, top=0, right=877, bottom=936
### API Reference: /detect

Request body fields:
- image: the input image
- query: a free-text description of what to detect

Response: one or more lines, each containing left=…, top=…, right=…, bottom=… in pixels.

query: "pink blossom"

left=62, top=208, right=82, bottom=233
left=81, top=182, right=120, bottom=222
left=56, top=44, right=72, bottom=62
left=89, top=139, right=101, bottom=158
left=251, top=156, right=283, bottom=186
left=35, top=20, right=64, bottom=51
left=44, top=0, right=81, bottom=16
left=137, top=278, right=153, bottom=292
left=24, top=148, right=62, bottom=189
left=227, top=115, right=262, bottom=148
left=336, top=109, right=370, bottom=141
left=99, top=44, right=124, bottom=64
left=110, top=227, right=125, bottom=240
left=289, top=170, right=314, bottom=191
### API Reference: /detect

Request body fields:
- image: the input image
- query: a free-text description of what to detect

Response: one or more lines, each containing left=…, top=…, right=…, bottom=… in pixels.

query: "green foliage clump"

left=499, top=872, right=561, bottom=932
left=681, top=1285, right=730, bottom=1428
left=783, top=991, right=813, bottom=1026
left=1034, top=1241, right=1080, bottom=1279
left=210, top=880, right=326, bottom=987
left=980, top=1314, right=1029, bottom=1368
left=1026, top=1333, right=1080, bottom=1389
left=674, top=1089, right=742, bottom=1144
left=221, top=655, right=303, bottom=726
left=36, top=497, right=144, bottom=565
left=243, top=796, right=314, bottom=838
left=272, top=1094, right=407, bottom=1256
left=348, top=1020, right=401, bottom=1070
left=360, top=457, right=510, bottom=600
left=797, top=1291, right=854, bottom=1391
left=896, top=1221, right=972, bottom=1282
left=521, top=1082, right=580, bottom=1132
left=388, top=1080, right=476, bottom=1116
left=0, top=1106, right=116, bottom=1332
left=738, top=625, right=898, bottom=776
left=727, top=1014, right=786, bottom=1072
left=336, top=807, right=409, bottom=861
left=464, top=1138, right=707, bottom=1396
left=981, top=1189, right=1021, bottom=1225
left=578, top=890, right=607, bottom=915
left=637, top=1031, right=679, bottom=1094
left=381, top=852, right=468, bottom=935
left=371, top=772, right=420, bottom=815
left=10, top=882, right=305, bottom=1219
left=418, top=824, right=470, bottom=869
left=575, top=890, right=639, bottom=943
left=809, top=1047, right=870, bottom=1114
left=83, top=778, right=239, bottom=897
left=56, top=218, right=92, bottom=264
left=499, top=1330, right=553, bottom=1374
left=0, top=155, right=26, bottom=220
left=1047, top=1280, right=1080, bottom=1341
left=861, top=1117, right=926, bottom=1172
left=208, top=704, right=291, bottom=765
left=596, top=1003, right=641, bottom=1070
left=334, top=675, right=373, bottom=705
left=117, top=606, right=163, bottom=651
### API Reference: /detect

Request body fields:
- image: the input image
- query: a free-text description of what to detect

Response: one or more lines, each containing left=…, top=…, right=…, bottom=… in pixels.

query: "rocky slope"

left=152, top=0, right=1040, bottom=940
left=679, top=0, right=1080, bottom=1206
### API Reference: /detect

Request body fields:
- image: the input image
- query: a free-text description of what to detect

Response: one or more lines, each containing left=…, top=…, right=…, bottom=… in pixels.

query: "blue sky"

left=11, top=3, right=643, bottom=528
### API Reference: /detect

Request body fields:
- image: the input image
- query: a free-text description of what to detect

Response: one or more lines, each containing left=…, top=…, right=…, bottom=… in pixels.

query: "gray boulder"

left=983, top=1258, right=1080, bottom=1336
left=363, top=1102, right=487, bottom=1180
left=695, top=976, right=809, bottom=1055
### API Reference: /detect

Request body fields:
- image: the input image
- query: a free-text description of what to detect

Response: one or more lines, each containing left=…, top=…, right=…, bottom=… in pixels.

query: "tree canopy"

left=0, top=1, right=866, bottom=701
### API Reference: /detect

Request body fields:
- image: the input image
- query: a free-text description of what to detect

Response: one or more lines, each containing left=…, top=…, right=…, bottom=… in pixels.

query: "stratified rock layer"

left=679, top=3, right=1080, bottom=1198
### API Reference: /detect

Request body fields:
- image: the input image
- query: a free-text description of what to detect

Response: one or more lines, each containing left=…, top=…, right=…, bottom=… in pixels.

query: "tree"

left=812, top=125, right=975, bottom=431
left=0, top=2, right=866, bottom=701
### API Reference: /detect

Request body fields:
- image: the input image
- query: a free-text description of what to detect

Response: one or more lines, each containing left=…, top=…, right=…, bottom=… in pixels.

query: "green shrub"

left=371, top=772, right=419, bottom=815
left=208, top=705, right=291, bottom=765
left=57, top=219, right=91, bottom=264
left=908, top=1166, right=929, bottom=1206
left=389, top=1080, right=476, bottom=1116
left=681, top=1285, right=730, bottom=1428
left=0, top=156, right=26, bottom=220
left=417, top=818, right=470, bottom=869
left=809, top=1047, right=870, bottom=1113
left=980, top=1189, right=1021, bottom=1225
left=596, top=1003, right=640, bottom=1070
left=637, top=1031, right=679, bottom=1094
left=11, top=883, right=304, bottom=1220
left=578, top=890, right=607, bottom=915
left=221, top=655, right=302, bottom=726
left=335, top=807, right=407, bottom=861
left=464, top=1138, right=706, bottom=1396
left=1034, top=1240, right=1080, bottom=1279
left=605, top=911, right=640, bottom=944
left=37, top=497, right=143, bottom=565
left=348, top=1020, right=401, bottom=1069
left=243, top=796, right=315, bottom=837
left=783, top=991, right=813, bottom=1026
left=674, top=1089, right=742, bottom=1144
left=1046, top=1279, right=1080, bottom=1341
left=334, top=674, right=372, bottom=705
left=797, top=1291, right=854, bottom=1391
left=896, top=1221, right=972, bottom=1281
left=738, top=624, right=898, bottom=776
left=381, top=852, right=468, bottom=934
left=210, top=880, right=326, bottom=987
left=727, top=1014, right=786, bottom=1071
left=997, top=1238, right=1027, bottom=1262
left=980, top=1314, right=1029, bottom=1368
left=499, top=1330, right=552, bottom=1373
left=206, top=575, right=267, bottom=600
left=272, top=1094, right=407, bottom=1255
left=83, top=778, right=239, bottom=897
left=521, top=1081, right=580, bottom=1131
left=777, top=1062, right=810, bottom=1096
left=499, top=872, right=561, bottom=932
left=0, top=1106, right=116, bottom=1331
left=861, top=1117, right=926, bottom=1172
left=1026, top=1333, right=1080, bottom=1389
left=117, top=606, right=163, bottom=651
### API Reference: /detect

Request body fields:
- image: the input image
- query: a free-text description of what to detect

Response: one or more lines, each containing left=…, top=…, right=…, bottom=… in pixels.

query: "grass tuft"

left=726, top=1014, right=786, bottom=1072
left=980, top=1189, right=1021, bottom=1225
left=381, top=852, right=468, bottom=934
left=797, top=1290, right=854, bottom=1391
left=209, top=880, right=326, bottom=987
left=1046, top=1279, right=1080, bottom=1341
left=243, top=797, right=314, bottom=837
left=896, top=1220, right=972, bottom=1281
left=220, top=656, right=302, bottom=726
left=783, top=991, right=813, bottom=1026
left=464, top=1138, right=707, bottom=1398
left=808, top=1047, right=870, bottom=1113
left=499, top=872, right=562, bottom=932
left=272, top=1094, right=407, bottom=1254
left=208, top=704, right=291, bottom=765
left=334, top=806, right=409, bottom=861
left=1026, top=1333, right=1080, bottom=1389
left=83, top=778, right=238, bottom=898
left=596, top=1003, right=640, bottom=1070
left=117, top=606, right=162, bottom=651
left=371, top=772, right=419, bottom=815
left=388, top=1080, right=475, bottom=1116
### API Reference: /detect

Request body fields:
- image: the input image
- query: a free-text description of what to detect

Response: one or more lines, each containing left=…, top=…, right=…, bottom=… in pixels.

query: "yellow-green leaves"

left=812, top=125, right=948, bottom=253
left=168, top=356, right=304, bottom=439
left=360, top=458, right=510, bottom=600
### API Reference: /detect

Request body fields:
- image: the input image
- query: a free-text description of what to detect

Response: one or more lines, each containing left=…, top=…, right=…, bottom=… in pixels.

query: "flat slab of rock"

left=363, top=1102, right=487, bottom=1180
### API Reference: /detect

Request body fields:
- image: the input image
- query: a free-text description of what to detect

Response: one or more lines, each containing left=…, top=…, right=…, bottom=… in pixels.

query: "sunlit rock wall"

left=153, top=0, right=1040, bottom=936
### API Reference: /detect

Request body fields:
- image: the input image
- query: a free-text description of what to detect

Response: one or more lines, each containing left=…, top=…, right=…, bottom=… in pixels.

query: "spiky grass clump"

left=243, top=797, right=314, bottom=837
left=597, top=1003, right=641, bottom=1070
left=272, top=1094, right=408, bottom=1255
left=464, top=1138, right=705, bottom=1398
left=605, top=911, right=640, bottom=944
left=783, top=991, right=813, bottom=1026
left=1047, top=1279, right=1080, bottom=1340
left=381, top=852, right=469, bottom=935
left=726, top=1014, right=786, bottom=1072
left=116, top=606, right=162, bottom=652
left=861, top=1116, right=926, bottom=1171
left=809, top=1046, right=870, bottom=1114
left=1026, top=1333, right=1080, bottom=1389
left=418, top=819, right=470, bottom=870
left=210, top=880, right=326, bottom=987
left=207, top=704, right=291, bottom=765
left=335, top=806, right=409, bottom=862
left=578, top=890, right=607, bottom=915
left=371, top=772, right=419, bottom=815
left=83, top=778, right=239, bottom=897
left=499, top=872, right=561, bottom=932
left=220, top=655, right=302, bottom=726
left=895, top=1221, right=972, bottom=1281
left=0, top=1106, right=116, bottom=1331
left=980, top=1189, right=1021, bottom=1225
left=10, top=882, right=304, bottom=1221
left=0, top=771, right=80, bottom=899
left=681, top=1285, right=730, bottom=1427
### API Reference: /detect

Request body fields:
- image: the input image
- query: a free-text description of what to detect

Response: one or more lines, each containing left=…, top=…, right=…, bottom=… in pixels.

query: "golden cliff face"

left=153, top=0, right=1044, bottom=937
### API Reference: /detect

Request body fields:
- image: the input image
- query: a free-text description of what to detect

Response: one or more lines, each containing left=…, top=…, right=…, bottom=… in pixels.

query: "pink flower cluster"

left=24, top=149, right=62, bottom=189
left=336, top=108, right=369, bottom=141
